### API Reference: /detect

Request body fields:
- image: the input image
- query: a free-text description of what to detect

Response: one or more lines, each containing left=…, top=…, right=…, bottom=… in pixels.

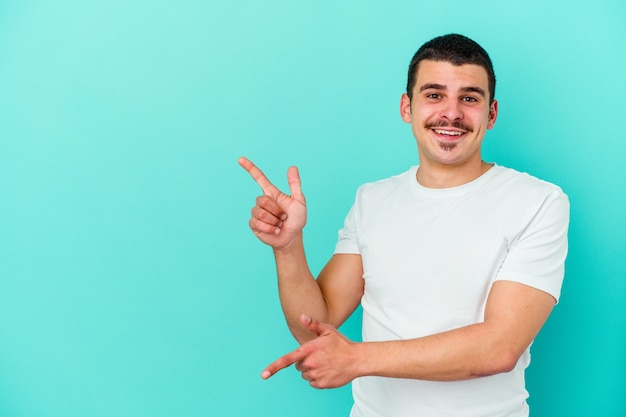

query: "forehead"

left=415, top=60, right=489, bottom=92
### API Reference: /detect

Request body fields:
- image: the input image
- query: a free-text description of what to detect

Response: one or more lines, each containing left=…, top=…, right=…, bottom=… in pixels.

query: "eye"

left=462, top=96, right=478, bottom=103
left=426, top=93, right=441, bottom=100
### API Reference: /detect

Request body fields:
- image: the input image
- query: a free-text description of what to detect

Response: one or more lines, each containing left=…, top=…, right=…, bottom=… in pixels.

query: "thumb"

left=300, top=313, right=332, bottom=336
left=287, top=166, right=304, bottom=201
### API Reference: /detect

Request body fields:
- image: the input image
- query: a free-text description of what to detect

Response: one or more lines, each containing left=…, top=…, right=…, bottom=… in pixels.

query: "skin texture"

left=238, top=60, right=556, bottom=388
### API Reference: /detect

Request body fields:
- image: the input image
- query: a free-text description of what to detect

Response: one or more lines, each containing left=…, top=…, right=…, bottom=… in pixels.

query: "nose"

left=440, top=98, right=463, bottom=121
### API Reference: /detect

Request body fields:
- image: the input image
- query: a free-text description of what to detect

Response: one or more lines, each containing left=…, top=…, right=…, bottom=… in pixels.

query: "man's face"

left=401, top=59, right=498, bottom=172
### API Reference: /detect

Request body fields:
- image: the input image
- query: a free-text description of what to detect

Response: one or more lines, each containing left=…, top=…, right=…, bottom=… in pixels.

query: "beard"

left=439, top=142, right=457, bottom=151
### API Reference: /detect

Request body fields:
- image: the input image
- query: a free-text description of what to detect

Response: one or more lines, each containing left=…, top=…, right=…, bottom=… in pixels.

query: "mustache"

left=425, top=120, right=473, bottom=132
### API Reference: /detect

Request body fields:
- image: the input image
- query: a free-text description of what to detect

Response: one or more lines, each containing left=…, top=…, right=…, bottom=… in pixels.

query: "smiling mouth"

left=426, top=120, right=473, bottom=142
left=433, top=129, right=465, bottom=137
left=425, top=121, right=473, bottom=151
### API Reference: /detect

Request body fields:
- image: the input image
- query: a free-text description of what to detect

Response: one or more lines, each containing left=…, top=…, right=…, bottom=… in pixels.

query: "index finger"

left=261, top=348, right=306, bottom=380
left=238, top=157, right=278, bottom=196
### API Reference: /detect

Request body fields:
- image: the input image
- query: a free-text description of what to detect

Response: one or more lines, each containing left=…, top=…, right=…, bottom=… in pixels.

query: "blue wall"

left=0, top=1, right=624, bottom=416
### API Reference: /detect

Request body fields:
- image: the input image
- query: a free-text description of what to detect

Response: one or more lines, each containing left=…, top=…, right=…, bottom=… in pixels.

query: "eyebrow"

left=419, top=83, right=486, bottom=98
left=419, top=83, right=446, bottom=93
left=460, top=86, right=486, bottom=98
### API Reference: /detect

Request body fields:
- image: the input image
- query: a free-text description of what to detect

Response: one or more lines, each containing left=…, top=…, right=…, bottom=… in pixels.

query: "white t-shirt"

left=334, top=165, right=569, bottom=417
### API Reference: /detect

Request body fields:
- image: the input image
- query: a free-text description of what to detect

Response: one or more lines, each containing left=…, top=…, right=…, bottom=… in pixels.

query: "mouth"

left=430, top=128, right=468, bottom=146
left=432, top=128, right=466, bottom=138
left=425, top=121, right=473, bottom=143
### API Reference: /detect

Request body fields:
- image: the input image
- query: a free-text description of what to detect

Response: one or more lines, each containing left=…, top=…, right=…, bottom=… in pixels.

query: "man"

left=239, top=34, right=569, bottom=417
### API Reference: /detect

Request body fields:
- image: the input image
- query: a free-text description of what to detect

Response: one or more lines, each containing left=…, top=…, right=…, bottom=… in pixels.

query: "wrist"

left=351, top=341, right=372, bottom=379
left=272, top=232, right=304, bottom=255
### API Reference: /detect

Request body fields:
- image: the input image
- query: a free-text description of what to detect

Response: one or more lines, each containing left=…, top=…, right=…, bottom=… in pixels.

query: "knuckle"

left=249, top=218, right=268, bottom=234
left=257, top=195, right=271, bottom=206
left=249, top=217, right=261, bottom=229
left=303, top=357, right=317, bottom=368
left=257, top=209, right=270, bottom=222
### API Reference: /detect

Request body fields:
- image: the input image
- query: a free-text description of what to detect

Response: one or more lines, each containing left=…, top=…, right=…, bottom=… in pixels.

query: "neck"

left=416, top=160, right=492, bottom=188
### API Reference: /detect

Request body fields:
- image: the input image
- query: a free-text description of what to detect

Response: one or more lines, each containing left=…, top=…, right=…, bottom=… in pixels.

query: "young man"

left=239, top=34, right=569, bottom=417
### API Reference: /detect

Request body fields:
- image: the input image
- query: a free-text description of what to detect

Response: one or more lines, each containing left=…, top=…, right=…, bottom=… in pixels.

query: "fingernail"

left=302, top=314, right=311, bottom=324
left=274, top=228, right=280, bottom=235
left=280, top=214, right=287, bottom=221
left=261, top=370, right=271, bottom=379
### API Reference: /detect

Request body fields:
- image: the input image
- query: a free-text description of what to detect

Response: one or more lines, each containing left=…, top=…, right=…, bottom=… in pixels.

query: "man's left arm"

left=262, top=280, right=555, bottom=388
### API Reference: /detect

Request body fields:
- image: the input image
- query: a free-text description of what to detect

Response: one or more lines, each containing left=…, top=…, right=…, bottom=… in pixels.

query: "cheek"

left=468, top=109, right=491, bottom=127
left=415, top=110, right=437, bottom=126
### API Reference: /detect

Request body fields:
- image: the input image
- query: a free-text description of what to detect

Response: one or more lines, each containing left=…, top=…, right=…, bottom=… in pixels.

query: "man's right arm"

left=239, top=157, right=363, bottom=343
left=274, top=243, right=363, bottom=343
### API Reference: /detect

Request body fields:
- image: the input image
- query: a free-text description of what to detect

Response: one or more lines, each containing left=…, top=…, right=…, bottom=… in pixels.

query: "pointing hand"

left=261, top=314, right=360, bottom=389
left=238, top=157, right=307, bottom=250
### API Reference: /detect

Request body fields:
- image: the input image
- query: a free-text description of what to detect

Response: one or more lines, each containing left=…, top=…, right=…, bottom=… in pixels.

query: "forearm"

left=262, top=278, right=554, bottom=388
left=273, top=234, right=329, bottom=343
left=349, top=281, right=555, bottom=382
left=261, top=317, right=521, bottom=388
left=354, top=322, right=519, bottom=382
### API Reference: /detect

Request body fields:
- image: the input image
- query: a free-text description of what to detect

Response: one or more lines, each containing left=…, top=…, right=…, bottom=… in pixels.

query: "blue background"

left=0, top=1, right=624, bottom=416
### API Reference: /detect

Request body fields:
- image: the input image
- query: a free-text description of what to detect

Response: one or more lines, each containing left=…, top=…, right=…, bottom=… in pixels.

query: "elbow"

left=492, top=352, right=519, bottom=374
left=287, top=318, right=319, bottom=345
left=288, top=324, right=316, bottom=345
left=474, top=348, right=522, bottom=377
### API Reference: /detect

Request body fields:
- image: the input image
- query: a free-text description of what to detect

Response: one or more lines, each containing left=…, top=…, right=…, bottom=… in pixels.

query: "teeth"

left=434, top=129, right=464, bottom=136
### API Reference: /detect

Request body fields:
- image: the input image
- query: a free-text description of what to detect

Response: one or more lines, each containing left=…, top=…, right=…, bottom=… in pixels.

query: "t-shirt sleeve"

left=495, top=190, right=570, bottom=302
left=334, top=198, right=361, bottom=255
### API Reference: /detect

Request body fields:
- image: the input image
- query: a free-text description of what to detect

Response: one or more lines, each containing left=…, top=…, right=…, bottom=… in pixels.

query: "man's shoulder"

left=491, top=165, right=567, bottom=198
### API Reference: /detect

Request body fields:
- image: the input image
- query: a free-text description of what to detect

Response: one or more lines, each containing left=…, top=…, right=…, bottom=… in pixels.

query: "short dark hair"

left=406, top=34, right=496, bottom=103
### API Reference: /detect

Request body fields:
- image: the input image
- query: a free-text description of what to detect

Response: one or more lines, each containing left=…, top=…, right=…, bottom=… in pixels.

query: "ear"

left=487, top=99, right=498, bottom=129
left=400, top=93, right=412, bottom=123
